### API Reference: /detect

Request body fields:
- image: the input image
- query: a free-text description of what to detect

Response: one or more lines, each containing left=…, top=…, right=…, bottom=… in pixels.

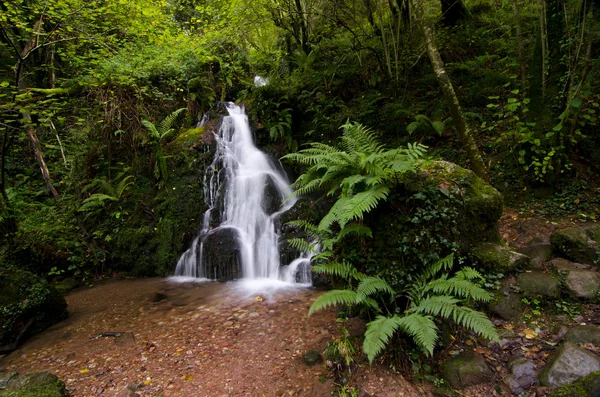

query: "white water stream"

left=173, top=104, right=311, bottom=287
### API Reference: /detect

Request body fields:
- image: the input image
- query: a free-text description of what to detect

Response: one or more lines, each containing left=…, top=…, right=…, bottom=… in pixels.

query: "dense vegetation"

left=1, top=0, right=599, bottom=372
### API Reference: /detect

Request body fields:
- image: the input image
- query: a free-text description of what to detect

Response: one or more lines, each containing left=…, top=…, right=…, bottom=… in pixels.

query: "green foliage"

left=309, top=254, right=498, bottom=361
left=142, top=108, right=186, bottom=183
left=284, top=121, right=426, bottom=231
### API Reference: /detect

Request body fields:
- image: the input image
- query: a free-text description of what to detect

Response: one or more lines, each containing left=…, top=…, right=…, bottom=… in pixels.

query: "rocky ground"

left=0, top=278, right=426, bottom=397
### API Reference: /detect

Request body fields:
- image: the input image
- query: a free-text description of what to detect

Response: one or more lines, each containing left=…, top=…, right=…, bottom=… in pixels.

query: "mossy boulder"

left=0, top=372, right=68, bottom=397
left=201, top=228, right=242, bottom=281
left=540, top=342, right=600, bottom=387
left=472, top=243, right=531, bottom=272
left=548, top=370, right=600, bottom=397
left=413, top=161, right=503, bottom=250
left=550, top=225, right=600, bottom=265
left=0, top=264, right=67, bottom=351
left=565, top=326, right=600, bottom=346
left=439, top=350, right=493, bottom=389
left=517, top=271, right=560, bottom=298
left=490, top=292, right=527, bottom=320
left=565, top=270, right=600, bottom=299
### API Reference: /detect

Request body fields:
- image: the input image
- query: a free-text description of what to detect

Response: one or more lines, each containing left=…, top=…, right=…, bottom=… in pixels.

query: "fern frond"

left=425, top=277, right=492, bottom=302
left=363, top=315, right=404, bottom=363
left=311, top=261, right=363, bottom=281
left=336, top=185, right=389, bottom=227
left=356, top=277, right=395, bottom=302
left=395, top=313, right=439, bottom=357
left=287, top=238, right=319, bottom=254
left=419, top=254, right=454, bottom=282
left=446, top=306, right=499, bottom=343
left=308, top=290, right=358, bottom=316
left=454, top=267, right=485, bottom=281
left=409, top=295, right=462, bottom=318
left=141, top=119, right=160, bottom=140
left=334, top=223, right=372, bottom=240
left=159, top=108, right=186, bottom=139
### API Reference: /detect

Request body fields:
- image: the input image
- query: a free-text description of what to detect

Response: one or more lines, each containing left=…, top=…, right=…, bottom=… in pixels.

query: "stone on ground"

left=550, top=225, right=600, bottom=265
left=439, top=350, right=493, bottom=389
left=548, top=258, right=588, bottom=272
left=518, top=243, right=553, bottom=267
left=490, top=292, right=526, bottom=321
left=539, top=342, right=600, bottom=387
left=302, top=350, right=323, bottom=366
left=517, top=271, right=560, bottom=298
left=0, top=372, right=67, bottom=397
left=565, top=325, right=600, bottom=346
left=504, top=356, right=537, bottom=395
left=565, top=270, right=600, bottom=299
left=472, top=243, right=531, bottom=272
left=547, top=371, right=600, bottom=397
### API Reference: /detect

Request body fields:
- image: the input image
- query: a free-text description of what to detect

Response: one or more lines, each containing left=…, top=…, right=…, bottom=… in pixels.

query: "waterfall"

left=173, top=103, right=311, bottom=286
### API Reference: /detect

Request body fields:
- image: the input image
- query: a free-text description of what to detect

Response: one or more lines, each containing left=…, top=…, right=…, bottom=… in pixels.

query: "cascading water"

left=174, top=103, right=311, bottom=286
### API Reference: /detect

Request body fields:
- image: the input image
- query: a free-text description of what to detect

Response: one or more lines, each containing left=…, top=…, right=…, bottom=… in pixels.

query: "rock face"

left=201, top=228, right=242, bottom=281
left=551, top=225, right=600, bottom=265
left=539, top=342, right=600, bottom=387
left=302, top=350, right=323, bottom=366
left=0, top=371, right=68, bottom=397
left=565, top=270, right=600, bottom=299
left=517, top=271, right=560, bottom=298
left=0, top=264, right=67, bottom=352
left=439, top=350, right=494, bottom=389
left=472, top=243, right=531, bottom=272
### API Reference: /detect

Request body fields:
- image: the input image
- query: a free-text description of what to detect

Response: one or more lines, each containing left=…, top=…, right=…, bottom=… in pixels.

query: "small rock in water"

left=302, top=350, right=323, bottom=366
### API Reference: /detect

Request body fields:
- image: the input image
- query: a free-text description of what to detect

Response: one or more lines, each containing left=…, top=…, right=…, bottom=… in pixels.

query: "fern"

left=356, top=277, right=395, bottom=302
left=308, top=290, right=358, bottom=317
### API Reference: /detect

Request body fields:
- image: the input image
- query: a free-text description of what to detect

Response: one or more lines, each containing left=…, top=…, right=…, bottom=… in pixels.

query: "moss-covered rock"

left=550, top=225, right=600, bottom=266
left=0, top=372, right=68, bottom=397
left=540, top=342, right=600, bottom=387
left=414, top=161, right=503, bottom=250
left=490, top=292, right=526, bottom=320
left=439, top=350, right=493, bottom=389
left=517, top=271, right=560, bottom=298
left=565, top=270, right=600, bottom=299
left=547, top=370, right=600, bottom=397
left=0, top=264, right=67, bottom=351
left=472, top=243, right=531, bottom=272
left=565, top=325, right=600, bottom=346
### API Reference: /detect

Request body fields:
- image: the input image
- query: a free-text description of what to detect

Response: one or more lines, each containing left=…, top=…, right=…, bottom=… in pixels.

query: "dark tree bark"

left=440, top=0, right=470, bottom=26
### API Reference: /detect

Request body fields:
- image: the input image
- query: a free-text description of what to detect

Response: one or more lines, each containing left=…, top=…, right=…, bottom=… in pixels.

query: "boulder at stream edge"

left=0, top=372, right=68, bottom=397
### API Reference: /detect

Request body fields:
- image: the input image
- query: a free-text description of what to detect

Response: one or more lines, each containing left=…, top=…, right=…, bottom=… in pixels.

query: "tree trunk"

left=512, top=1, right=528, bottom=90
left=14, top=18, right=60, bottom=199
left=411, top=0, right=489, bottom=181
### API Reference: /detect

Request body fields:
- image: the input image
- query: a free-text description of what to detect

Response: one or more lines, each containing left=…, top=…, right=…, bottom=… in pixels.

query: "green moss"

left=0, top=372, right=67, bottom=397
left=472, top=243, right=530, bottom=272
left=168, top=127, right=205, bottom=151
left=548, top=370, right=600, bottom=397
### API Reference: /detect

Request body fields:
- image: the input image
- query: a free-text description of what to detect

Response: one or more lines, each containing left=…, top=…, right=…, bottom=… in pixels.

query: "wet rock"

left=262, top=175, right=285, bottom=215
left=0, top=371, right=67, bottom=396
left=505, top=357, right=537, bottom=394
left=565, top=325, right=600, bottom=346
left=149, top=292, right=168, bottom=302
left=547, top=370, right=600, bottom=397
left=517, top=271, right=560, bottom=298
left=472, top=243, right=531, bottom=272
left=439, top=350, right=493, bottom=389
left=565, top=270, right=600, bottom=299
left=302, top=350, right=323, bottom=366
left=202, top=228, right=242, bottom=281
left=518, top=243, right=553, bottom=267
left=539, top=342, right=600, bottom=387
left=550, top=225, right=600, bottom=265
left=491, top=292, right=527, bottom=320
left=0, top=264, right=67, bottom=352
